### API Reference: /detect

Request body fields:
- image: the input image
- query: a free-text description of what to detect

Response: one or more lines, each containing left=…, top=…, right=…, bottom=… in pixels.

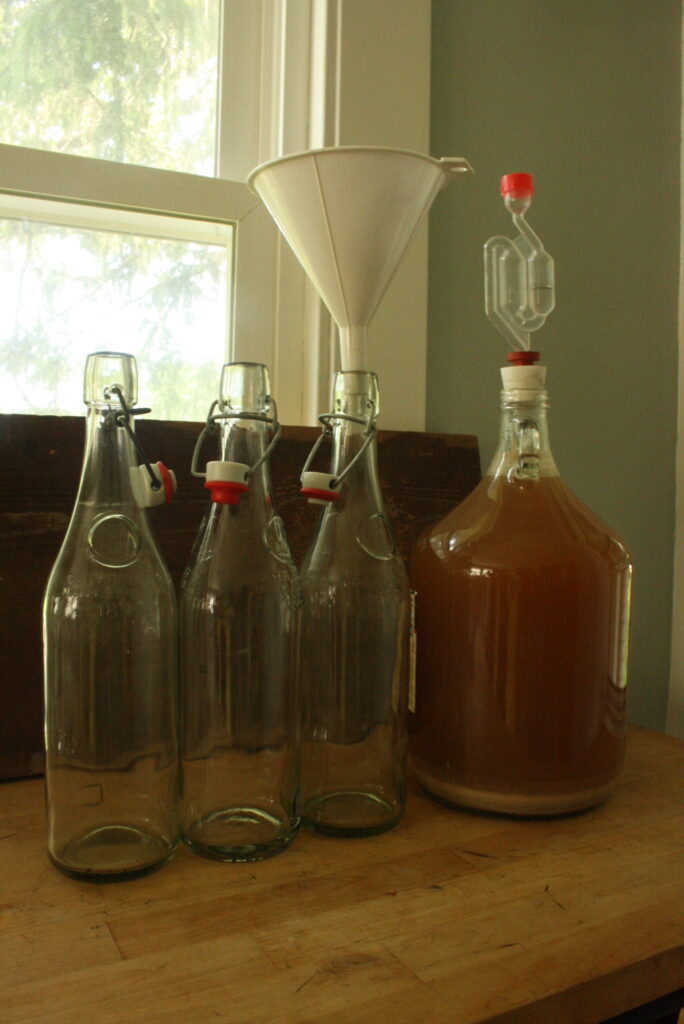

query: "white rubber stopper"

left=300, top=470, right=340, bottom=505
left=205, top=460, right=250, bottom=505
left=206, top=460, right=249, bottom=484
left=501, top=364, right=547, bottom=394
left=130, top=462, right=177, bottom=508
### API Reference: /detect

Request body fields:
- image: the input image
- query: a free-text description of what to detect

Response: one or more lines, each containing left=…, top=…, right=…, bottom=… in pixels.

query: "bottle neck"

left=220, top=415, right=274, bottom=517
left=330, top=417, right=384, bottom=514
left=324, top=370, right=384, bottom=515
left=486, top=389, right=559, bottom=480
left=76, top=405, right=139, bottom=506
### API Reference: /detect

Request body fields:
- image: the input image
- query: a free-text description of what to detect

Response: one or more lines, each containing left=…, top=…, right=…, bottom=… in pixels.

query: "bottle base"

left=182, top=806, right=299, bottom=862
left=302, top=790, right=403, bottom=837
left=49, top=825, right=177, bottom=882
left=414, top=765, right=616, bottom=818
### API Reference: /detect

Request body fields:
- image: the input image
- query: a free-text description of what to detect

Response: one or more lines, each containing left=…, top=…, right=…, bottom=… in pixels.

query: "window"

left=0, top=0, right=220, bottom=174
left=0, top=0, right=432, bottom=429
left=0, top=0, right=282, bottom=421
left=0, top=200, right=232, bottom=420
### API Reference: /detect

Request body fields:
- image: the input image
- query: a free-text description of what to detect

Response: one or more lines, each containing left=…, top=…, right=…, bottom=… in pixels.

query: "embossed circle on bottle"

left=356, top=513, right=395, bottom=561
left=263, top=515, right=294, bottom=565
left=87, top=513, right=142, bottom=568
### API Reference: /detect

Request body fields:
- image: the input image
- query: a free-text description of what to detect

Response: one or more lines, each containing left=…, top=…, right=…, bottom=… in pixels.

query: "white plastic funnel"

left=248, top=146, right=472, bottom=370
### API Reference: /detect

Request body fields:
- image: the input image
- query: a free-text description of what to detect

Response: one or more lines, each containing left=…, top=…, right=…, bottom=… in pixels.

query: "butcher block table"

left=2, top=725, right=683, bottom=1024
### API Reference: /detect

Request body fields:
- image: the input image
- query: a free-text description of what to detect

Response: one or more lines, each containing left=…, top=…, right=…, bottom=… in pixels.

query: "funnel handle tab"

left=439, top=157, right=475, bottom=176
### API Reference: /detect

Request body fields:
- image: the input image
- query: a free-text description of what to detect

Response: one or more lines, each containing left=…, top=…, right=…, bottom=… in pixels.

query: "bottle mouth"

left=219, top=362, right=271, bottom=414
left=500, top=389, right=549, bottom=410
left=84, top=351, right=138, bottom=406
left=332, top=370, right=380, bottom=419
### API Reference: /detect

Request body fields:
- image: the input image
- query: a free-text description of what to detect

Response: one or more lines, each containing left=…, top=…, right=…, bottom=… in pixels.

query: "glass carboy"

left=410, top=359, right=633, bottom=815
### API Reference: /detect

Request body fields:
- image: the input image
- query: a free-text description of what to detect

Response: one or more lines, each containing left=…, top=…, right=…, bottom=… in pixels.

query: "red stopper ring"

left=506, top=350, right=540, bottom=366
left=300, top=487, right=341, bottom=503
left=500, top=173, right=534, bottom=198
left=155, top=462, right=174, bottom=504
left=205, top=479, right=249, bottom=505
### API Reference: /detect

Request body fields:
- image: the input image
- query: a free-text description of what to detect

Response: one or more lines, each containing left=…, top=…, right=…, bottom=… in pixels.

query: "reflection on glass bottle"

left=410, top=364, right=633, bottom=816
left=180, top=362, right=300, bottom=861
left=299, top=371, right=409, bottom=836
left=43, top=351, right=179, bottom=880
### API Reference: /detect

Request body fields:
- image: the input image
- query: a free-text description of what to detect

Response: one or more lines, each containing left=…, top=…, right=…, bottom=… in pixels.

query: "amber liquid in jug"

left=410, top=380, right=632, bottom=816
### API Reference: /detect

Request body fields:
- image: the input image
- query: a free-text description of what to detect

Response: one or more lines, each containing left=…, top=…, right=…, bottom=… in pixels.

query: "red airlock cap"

left=500, top=173, right=534, bottom=198
left=506, top=350, right=540, bottom=366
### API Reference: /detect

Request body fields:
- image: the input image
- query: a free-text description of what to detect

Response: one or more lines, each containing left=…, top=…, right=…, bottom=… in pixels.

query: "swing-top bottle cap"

left=84, top=351, right=137, bottom=406
left=300, top=470, right=341, bottom=505
left=500, top=173, right=534, bottom=198
left=205, top=460, right=249, bottom=505
left=130, top=462, right=177, bottom=508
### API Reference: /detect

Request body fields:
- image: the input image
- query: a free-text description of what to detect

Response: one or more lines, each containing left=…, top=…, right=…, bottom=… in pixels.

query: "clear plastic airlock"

left=484, top=173, right=555, bottom=374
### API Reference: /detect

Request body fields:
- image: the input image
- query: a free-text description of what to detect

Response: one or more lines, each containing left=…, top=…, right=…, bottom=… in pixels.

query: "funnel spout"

left=339, top=326, right=369, bottom=371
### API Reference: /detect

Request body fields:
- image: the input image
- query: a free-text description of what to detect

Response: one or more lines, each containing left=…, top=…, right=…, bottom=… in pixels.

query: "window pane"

left=0, top=0, right=220, bottom=175
left=0, top=217, right=231, bottom=420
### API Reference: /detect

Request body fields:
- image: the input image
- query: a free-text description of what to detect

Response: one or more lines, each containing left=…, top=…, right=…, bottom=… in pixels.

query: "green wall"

left=428, top=0, right=681, bottom=730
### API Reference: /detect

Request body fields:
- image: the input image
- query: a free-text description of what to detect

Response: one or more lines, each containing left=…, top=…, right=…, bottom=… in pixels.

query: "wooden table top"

left=2, top=725, right=683, bottom=1024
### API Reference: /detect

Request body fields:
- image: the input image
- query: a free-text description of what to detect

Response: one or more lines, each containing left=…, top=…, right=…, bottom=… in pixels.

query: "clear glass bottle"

left=43, top=351, right=179, bottom=880
left=180, top=362, right=300, bottom=861
left=410, top=364, right=632, bottom=816
left=299, top=371, right=410, bottom=836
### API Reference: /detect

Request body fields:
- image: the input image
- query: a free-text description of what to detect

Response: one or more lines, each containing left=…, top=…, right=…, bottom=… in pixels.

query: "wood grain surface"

left=0, top=413, right=480, bottom=780
left=1, top=726, right=683, bottom=1024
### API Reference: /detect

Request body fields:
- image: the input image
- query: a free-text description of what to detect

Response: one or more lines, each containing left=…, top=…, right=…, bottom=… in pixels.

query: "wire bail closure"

left=191, top=396, right=282, bottom=505
left=300, top=405, right=377, bottom=504
left=106, top=385, right=176, bottom=508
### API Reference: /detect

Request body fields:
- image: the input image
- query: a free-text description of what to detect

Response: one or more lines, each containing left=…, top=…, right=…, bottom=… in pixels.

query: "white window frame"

left=0, top=0, right=433, bottom=428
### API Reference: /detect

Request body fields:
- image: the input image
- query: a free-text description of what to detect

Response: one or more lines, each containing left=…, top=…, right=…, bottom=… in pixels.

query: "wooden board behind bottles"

left=0, top=413, right=480, bottom=780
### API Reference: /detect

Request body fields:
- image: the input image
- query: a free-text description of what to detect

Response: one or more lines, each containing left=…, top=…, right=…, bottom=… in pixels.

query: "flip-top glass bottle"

left=410, top=359, right=633, bottom=815
left=299, top=371, right=410, bottom=836
left=43, top=351, right=179, bottom=880
left=180, top=362, right=300, bottom=861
